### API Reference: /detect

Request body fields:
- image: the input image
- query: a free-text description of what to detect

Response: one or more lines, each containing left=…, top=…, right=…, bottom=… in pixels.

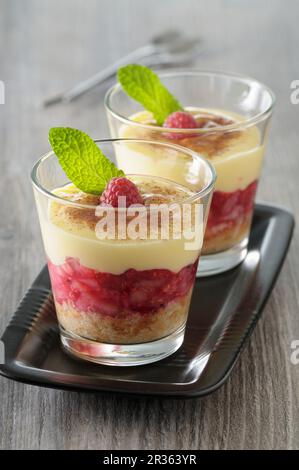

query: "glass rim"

left=31, top=138, right=216, bottom=209
left=104, top=68, right=276, bottom=133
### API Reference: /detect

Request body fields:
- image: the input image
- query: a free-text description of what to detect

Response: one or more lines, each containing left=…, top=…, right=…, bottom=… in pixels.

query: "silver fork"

left=42, top=31, right=202, bottom=107
left=142, top=37, right=203, bottom=67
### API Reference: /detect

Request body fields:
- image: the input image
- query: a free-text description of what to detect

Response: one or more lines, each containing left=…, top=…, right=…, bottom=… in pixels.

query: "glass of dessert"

left=105, top=66, right=275, bottom=275
left=31, top=128, right=215, bottom=366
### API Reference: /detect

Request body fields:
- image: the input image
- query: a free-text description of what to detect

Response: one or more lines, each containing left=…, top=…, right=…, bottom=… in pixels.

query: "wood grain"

left=0, top=0, right=298, bottom=450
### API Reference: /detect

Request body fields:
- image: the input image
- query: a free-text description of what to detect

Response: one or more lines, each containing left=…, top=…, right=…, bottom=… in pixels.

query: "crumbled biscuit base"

left=56, top=290, right=192, bottom=344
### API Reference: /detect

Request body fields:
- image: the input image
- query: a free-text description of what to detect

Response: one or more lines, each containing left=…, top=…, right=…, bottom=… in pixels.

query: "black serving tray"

left=0, top=204, right=294, bottom=398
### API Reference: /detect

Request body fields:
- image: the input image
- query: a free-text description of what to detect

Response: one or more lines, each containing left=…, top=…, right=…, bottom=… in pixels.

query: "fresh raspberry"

left=163, top=111, right=198, bottom=139
left=100, top=177, right=143, bottom=207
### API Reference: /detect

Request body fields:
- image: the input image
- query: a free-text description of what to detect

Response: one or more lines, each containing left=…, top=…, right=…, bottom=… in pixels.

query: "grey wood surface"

left=0, top=0, right=299, bottom=450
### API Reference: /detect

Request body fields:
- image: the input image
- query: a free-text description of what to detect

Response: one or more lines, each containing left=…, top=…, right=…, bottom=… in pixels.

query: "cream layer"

left=117, top=109, right=265, bottom=192
left=35, top=178, right=203, bottom=274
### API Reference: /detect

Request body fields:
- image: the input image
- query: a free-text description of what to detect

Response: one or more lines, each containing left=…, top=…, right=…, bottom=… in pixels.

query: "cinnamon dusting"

left=50, top=178, right=197, bottom=238
left=129, top=110, right=241, bottom=157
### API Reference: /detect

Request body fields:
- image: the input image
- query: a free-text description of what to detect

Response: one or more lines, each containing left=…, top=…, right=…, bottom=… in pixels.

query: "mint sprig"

left=49, top=127, right=124, bottom=195
left=117, top=64, right=182, bottom=126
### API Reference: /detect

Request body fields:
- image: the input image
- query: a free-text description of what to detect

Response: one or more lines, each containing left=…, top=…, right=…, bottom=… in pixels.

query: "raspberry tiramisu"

left=118, top=107, right=261, bottom=255
left=32, top=130, right=215, bottom=365
left=106, top=66, right=274, bottom=274
left=46, top=176, right=201, bottom=345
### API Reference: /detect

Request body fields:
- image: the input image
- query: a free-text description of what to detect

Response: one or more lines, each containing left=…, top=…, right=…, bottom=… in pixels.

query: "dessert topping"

left=163, top=111, right=198, bottom=139
left=100, top=177, right=143, bottom=208
left=49, top=127, right=124, bottom=195
left=117, top=64, right=182, bottom=125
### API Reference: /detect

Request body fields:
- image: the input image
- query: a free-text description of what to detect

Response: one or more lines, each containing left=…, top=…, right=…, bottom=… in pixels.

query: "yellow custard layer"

left=117, top=109, right=265, bottom=192
left=35, top=177, right=203, bottom=274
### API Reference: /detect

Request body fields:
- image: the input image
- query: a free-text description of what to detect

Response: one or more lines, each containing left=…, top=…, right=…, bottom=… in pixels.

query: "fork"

left=42, top=31, right=202, bottom=107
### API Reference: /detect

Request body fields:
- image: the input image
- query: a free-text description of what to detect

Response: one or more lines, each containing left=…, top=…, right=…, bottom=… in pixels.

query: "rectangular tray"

left=0, top=204, right=294, bottom=398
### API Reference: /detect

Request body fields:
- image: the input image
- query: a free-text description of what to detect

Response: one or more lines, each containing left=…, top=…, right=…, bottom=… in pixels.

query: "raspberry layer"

left=203, top=181, right=257, bottom=254
left=48, top=257, right=198, bottom=343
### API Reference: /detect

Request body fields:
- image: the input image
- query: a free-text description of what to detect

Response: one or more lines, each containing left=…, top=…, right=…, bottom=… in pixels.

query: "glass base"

left=60, top=324, right=185, bottom=366
left=197, top=238, right=248, bottom=277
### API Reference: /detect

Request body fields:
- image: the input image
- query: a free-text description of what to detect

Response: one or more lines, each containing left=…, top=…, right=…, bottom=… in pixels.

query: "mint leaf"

left=49, top=127, right=124, bottom=195
left=118, top=64, right=182, bottom=125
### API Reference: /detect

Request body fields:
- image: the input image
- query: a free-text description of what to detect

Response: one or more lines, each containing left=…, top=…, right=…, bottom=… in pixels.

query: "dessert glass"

left=105, top=70, right=275, bottom=276
left=31, top=139, right=215, bottom=366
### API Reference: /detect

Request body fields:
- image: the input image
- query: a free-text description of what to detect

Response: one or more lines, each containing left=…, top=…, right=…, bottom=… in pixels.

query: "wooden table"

left=0, top=0, right=298, bottom=450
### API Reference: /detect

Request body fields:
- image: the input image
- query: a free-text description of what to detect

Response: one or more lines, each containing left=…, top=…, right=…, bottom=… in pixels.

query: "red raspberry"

left=100, top=177, right=143, bottom=208
left=163, top=111, right=198, bottom=139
